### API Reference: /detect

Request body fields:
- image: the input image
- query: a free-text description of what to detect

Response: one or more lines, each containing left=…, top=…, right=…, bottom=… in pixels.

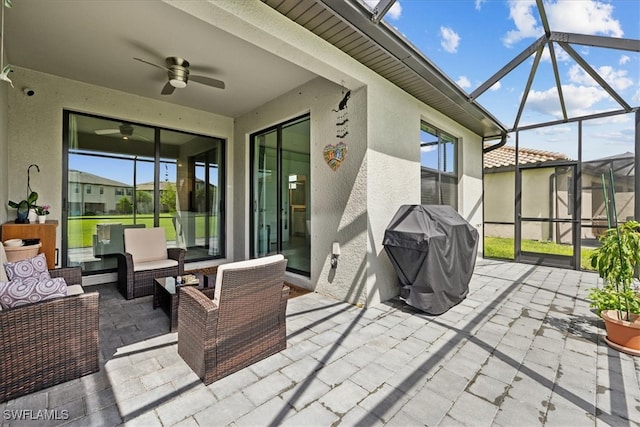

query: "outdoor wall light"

left=330, top=242, right=340, bottom=268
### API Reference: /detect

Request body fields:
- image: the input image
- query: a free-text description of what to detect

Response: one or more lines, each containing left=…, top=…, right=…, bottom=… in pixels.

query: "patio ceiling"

left=3, top=1, right=317, bottom=119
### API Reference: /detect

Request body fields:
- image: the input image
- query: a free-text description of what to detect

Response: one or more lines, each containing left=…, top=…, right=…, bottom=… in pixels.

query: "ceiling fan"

left=134, top=56, right=226, bottom=95
left=95, top=123, right=149, bottom=140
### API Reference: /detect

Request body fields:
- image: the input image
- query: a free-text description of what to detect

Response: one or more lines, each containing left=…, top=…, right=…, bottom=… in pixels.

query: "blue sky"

left=368, top=0, right=640, bottom=160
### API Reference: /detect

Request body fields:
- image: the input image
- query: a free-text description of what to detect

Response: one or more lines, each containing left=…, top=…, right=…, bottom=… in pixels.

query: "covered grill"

left=383, top=205, right=479, bottom=315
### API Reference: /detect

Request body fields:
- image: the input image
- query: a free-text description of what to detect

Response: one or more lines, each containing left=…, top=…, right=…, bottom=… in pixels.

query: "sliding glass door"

left=64, top=111, right=225, bottom=274
left=250, top=115, right=310, bottom=275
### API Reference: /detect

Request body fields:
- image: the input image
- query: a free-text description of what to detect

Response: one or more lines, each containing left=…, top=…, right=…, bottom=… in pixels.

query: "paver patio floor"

left=1, top=258, right=639, bottom=426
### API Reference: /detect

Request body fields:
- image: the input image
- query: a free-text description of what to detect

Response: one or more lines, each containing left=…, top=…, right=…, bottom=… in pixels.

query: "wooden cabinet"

left=1, top=221, right=58, bottom=269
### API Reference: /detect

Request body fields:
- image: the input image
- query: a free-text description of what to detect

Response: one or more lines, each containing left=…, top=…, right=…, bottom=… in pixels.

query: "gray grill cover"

left=383, top=205, right=479, bottom=315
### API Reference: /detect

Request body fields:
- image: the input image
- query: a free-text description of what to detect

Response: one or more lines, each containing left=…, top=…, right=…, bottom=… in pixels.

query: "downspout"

left=483, top=132, right=508, bottom=153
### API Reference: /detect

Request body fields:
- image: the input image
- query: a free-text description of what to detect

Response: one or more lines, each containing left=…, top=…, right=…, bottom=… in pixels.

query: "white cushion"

left=124, top=228, right=168, bottom=263
left=66, top=284, right=85, bottom=296
left=133, top=258, right=178, bottom=272
left=214, top=254, right=285, bottom=303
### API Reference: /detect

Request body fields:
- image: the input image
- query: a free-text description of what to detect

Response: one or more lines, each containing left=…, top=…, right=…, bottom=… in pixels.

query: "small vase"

left=38, top=215, right=47, bottom=224
left=28, top=209, right=38, bottom=223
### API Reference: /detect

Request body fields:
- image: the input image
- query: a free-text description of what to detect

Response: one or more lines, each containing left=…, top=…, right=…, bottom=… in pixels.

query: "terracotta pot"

left=601, top=310, right=640, bottom=356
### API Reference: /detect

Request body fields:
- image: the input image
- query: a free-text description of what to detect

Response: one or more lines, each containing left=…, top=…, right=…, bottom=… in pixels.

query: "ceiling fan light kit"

left=169, top=78, right=187, bottom=89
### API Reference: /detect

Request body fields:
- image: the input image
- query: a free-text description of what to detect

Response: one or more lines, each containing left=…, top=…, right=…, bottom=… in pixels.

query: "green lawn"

left=484, top=236, right=596, bottom=271
left=67, top=214, right=216, bottom=248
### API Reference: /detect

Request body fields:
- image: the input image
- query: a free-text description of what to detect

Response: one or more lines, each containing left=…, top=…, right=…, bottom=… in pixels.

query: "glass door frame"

left=249, top=113, right=310, bottom=276
left=515, top=160, right=581, bottom=269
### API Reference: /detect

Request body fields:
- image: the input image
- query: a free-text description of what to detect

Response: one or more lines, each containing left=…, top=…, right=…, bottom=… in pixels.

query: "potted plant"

left=7, top=191, right=38, bottom=223
left=7, top=164, right=39, bottom=223
left=588, top=220, right=640, bottom=355
left=34, top=204, right=50, bottom=223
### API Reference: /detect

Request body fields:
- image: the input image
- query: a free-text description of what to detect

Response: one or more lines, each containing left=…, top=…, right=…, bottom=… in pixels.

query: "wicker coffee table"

left=153, top=276, right=216, bottom=332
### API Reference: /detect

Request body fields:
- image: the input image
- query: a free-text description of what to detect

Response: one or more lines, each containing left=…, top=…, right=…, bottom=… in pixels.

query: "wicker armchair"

left=178, top=254, right=289, bottom=385
left=0, top=265, right=100, bottom=402
left=117, top=227, right=185, bottom=299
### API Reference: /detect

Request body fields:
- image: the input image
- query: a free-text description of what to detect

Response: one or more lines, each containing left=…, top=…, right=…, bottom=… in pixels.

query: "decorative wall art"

left=323, top=142, right=348, bottom=171
left=325, top=89, right=351, bottom=171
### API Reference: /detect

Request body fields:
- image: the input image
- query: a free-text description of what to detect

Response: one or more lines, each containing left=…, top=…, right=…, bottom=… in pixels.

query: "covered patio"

left=2, top=259, right=637, bottom=426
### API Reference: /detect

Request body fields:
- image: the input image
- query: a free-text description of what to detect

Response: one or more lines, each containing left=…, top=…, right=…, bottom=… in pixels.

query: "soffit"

left=262, top=0, right=507, bottom=138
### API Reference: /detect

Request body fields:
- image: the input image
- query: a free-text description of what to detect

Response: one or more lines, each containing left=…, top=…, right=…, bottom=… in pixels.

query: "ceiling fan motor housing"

left=119, top=124, right=134, bottom=136
left=167, top=57, right=189, bottom=87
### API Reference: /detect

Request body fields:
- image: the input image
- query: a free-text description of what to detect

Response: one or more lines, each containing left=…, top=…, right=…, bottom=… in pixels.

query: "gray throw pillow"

left=0, top=276, right=68, bottom=309
left=3, top=253, right=51, bottom=281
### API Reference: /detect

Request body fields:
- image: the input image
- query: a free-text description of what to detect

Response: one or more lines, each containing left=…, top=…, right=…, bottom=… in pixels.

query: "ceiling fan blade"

left=95, top=129, right=119, bottom=135
left=190, top=74, right=225, bottom=90
left=133, top=57, right=168, bottom=71
left=161, top=82, right=176, bottom=95
left=133, top=133, right=152, bottom=142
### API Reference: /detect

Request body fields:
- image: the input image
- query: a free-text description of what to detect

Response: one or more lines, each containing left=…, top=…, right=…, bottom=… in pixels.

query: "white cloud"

left=634, top=88, right=640, bottom=103
left=503, top=0, right=623, bottom=47
left=490, top=81, right=502, bottom=91
left=420, top=144, right=437, bottom=153
left=440, top=26, right=460, bottom=53
left=527, top=84, right=610, bottom=118
left=545, top=0, right=623, bottom=37
left=568, top=64, right=633, bottom=91
left=364, top=0, right=402, bottom=20
left=475, top=0, right=485, bottom=11
left=456, top=76, right=471, bottom=89
left=502, top=0, right=540, bottom=47
left=619, top=55, right=630, bottom=65
left=541, top=45, right=571, bottom=63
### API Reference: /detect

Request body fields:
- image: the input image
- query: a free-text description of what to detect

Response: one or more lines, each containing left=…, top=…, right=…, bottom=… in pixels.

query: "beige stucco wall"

left=5, top=67, right=234, bottom=267
left=204, top=0, right=485, bottom=306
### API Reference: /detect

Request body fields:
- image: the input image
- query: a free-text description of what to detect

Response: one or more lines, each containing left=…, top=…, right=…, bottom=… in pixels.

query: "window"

left=64, top=111, right=226, bottom=274
left=420, top=122, right=458, bottom=208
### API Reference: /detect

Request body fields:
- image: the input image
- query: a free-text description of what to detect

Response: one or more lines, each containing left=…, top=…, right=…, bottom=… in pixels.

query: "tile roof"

left=484, top=145, right=571, bottom=169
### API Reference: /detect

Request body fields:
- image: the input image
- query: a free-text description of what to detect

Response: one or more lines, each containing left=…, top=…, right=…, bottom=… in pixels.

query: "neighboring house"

left=67, top=170, right=132, bottom=216
left=484, top=145, right=572, bottom=242
left=484, top=146, right=635, bottom=243
left=137, top=179, right=216, bottom=214
left=582, top=152, right=635, bottom=236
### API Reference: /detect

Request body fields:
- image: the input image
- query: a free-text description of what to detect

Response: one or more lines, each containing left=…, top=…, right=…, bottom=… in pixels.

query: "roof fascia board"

left=318, top=0, right=507, bottom=133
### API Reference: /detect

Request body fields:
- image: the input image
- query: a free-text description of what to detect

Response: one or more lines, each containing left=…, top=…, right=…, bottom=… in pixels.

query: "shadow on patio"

left=1, top=258, right=639, bottom=426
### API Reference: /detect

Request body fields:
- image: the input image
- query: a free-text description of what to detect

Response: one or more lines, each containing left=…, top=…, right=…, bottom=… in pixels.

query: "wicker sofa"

left=0, top=245, right=99, bottom=402
left=178, top=254, right=289, bottom=385
left=117, top=227, right=185, bottom=299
